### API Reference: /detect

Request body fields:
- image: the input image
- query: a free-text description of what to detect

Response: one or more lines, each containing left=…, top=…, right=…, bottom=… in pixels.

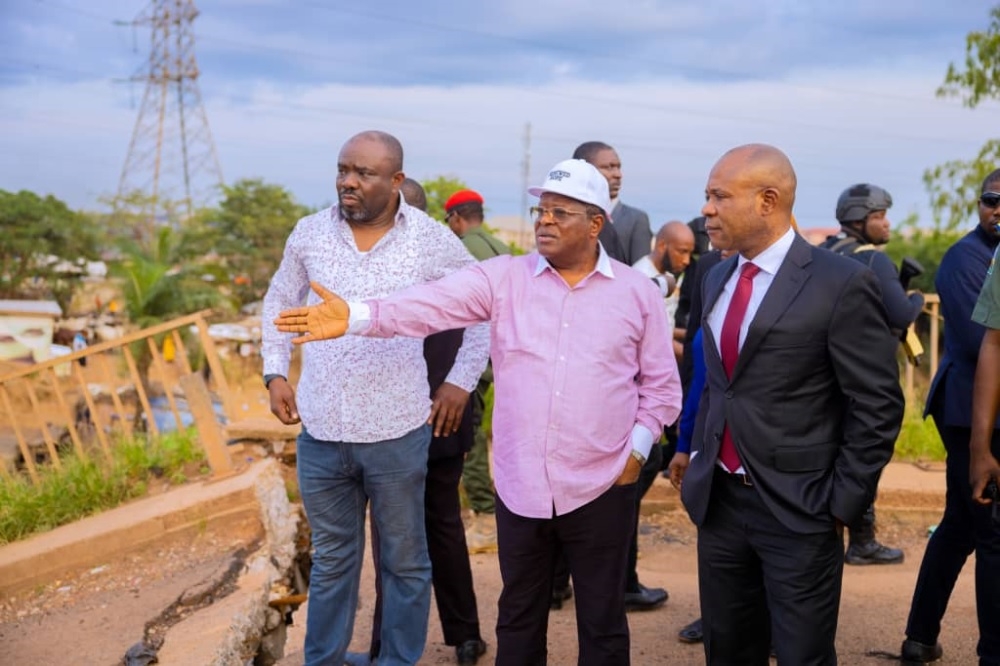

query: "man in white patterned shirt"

left=261, top=131, right=489, bottom=666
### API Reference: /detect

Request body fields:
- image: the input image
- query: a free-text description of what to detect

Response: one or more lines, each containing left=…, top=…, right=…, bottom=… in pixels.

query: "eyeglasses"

left=529, top=206, right=588, bottom=223
left=980, top=192, right=1000, bottom=209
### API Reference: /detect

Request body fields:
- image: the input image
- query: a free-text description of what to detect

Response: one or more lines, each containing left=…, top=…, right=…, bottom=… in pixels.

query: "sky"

left=1, top=0, right=998, bottom=231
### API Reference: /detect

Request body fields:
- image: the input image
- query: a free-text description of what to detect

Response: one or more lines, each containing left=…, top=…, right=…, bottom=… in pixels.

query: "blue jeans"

left=297, top=424, right=432, bottom=666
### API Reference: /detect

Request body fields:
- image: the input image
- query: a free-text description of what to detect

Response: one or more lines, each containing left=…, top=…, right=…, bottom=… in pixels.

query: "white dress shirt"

left=705, top=226, right=796, bottom=472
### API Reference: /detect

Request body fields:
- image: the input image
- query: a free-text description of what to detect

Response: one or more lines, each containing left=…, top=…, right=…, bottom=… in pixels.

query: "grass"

left=893, top=404, right=946, bottom=462
left=0, top=428, right=208, bottom=545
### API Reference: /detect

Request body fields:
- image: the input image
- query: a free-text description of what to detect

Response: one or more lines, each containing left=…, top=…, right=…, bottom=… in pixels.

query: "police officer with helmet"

left=821, top=183, right=923, bottom=566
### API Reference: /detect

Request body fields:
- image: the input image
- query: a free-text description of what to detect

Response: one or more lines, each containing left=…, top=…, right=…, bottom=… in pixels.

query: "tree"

left=108, top=225, right=232, bottom=427
left=193, top=179, right=309, bottom=306
left=923, top=6, right=1000, bottom=230
left=112, top=226, right=230, bottom=332
left=937, top=6, right=1000, bottom=107
left=420, top=175, right=470, bottom=222
left=0, top=189, right=101, bottom=313
left=98, top=190, right=187, bottom=248
left=884, top=214, right=963, bottom=294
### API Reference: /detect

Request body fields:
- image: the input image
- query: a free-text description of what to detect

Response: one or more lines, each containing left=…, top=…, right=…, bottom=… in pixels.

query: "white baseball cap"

left=528, top=159, right=613, bottom=222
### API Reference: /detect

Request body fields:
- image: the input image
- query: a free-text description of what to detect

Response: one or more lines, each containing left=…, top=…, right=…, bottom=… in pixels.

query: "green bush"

left=893, top=405, right=946, bottom=462
left=0, top=428, right=208, bottom=545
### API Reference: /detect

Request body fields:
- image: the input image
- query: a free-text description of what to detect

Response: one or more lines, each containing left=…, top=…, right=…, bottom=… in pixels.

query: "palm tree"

left=110, top=225, right=233, bottom=427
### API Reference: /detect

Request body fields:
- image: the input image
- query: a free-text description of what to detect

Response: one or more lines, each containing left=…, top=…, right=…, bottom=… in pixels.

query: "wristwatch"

left=263, top=374, right=285, bottom=389
left=630, top=449, right=647, bottom=466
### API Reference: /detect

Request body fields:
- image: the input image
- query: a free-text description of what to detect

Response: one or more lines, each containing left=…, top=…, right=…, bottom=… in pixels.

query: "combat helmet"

left=835, top=184, right=892, bottom=224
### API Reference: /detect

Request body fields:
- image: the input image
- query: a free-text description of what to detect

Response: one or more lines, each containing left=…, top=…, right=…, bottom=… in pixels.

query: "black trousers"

left=553, top=443, right=664, bottom=593
left=496, top=484, right=637, bottom=666
left=905, top=423, right=1000, bottom=664
left=370, top=454, right=481, bottom=657
left=698, top=468, right=843, bottom=666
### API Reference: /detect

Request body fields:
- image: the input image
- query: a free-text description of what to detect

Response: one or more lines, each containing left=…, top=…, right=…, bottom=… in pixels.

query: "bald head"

left=659, top=220, right=695, bottom=245
left=718, top=143, right=797, bottom=212
left=653, top=220, right=696, bottom=275
left=337, top=130, right=405, bottom=225
left=346, top=130, right=404, bottom=172
left=701, top=143, right=797, bottom=258
left=400, top=178, right=427, bottom=212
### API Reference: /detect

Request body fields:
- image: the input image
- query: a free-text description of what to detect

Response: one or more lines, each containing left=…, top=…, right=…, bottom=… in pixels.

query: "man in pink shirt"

left=275, top=159, right=682, bottom=665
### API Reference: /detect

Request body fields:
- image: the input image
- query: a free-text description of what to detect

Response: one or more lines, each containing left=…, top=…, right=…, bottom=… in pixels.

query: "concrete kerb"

left=157, top=458, right=302, bottom=665
left=0, top=461, right=268, bottom=598
left=0, top=458, right=303, bottom=666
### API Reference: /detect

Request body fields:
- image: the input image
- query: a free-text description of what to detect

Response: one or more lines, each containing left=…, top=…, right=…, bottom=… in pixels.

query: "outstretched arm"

left=275, top=260, right=499, bottom=344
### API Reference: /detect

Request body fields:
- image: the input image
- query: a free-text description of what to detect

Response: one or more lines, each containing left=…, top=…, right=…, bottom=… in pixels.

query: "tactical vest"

left=822, top=234, right=879, bottom=269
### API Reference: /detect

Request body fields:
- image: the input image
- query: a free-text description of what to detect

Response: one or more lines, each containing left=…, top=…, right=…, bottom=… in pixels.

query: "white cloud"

left=1, top=59, right=993, bottom=231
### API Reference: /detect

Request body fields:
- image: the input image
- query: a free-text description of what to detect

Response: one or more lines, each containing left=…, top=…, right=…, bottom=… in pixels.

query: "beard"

left=340, top=204, right=372, bottom=222
left=339, top=191, right=373, bottom=222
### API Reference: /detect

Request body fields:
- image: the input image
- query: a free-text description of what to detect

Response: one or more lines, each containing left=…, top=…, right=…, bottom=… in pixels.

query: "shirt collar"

left=737, top=225, right=796, bottom=275
left=533, top=243, right=615, bottom=278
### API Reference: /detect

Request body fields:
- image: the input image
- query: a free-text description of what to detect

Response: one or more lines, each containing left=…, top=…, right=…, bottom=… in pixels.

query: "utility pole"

left=117, top=0, right=223, bottom=222
left=520, top=122, right=531, bottom=248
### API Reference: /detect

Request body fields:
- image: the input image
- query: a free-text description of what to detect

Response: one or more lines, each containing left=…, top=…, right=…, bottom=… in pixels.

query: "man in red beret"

left=445, top=190, right=511, bottom=260
left=444, top=189, right=511, bottom=556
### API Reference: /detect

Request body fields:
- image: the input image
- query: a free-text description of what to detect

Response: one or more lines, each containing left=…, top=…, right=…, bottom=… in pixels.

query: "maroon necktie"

left=718, top=262, right=760, bottom=472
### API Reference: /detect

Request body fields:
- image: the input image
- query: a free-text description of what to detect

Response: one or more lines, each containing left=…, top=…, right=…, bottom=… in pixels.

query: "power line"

left=116, top=0, right=224, bottom=218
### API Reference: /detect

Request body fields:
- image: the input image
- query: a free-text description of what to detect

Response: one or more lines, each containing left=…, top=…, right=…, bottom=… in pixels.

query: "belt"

left=715, top=466, right=754, bottom=487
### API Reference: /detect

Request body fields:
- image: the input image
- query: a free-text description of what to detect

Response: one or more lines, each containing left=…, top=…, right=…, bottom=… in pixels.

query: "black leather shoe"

left=900, top=638, right=943, bottom=664
left=678, top=617, right=703, bottom=643
left=550, top=584, right=573, bottom=610
left=456, top=638, right=487, bottom=665
left=845, top=539, right=904, bottom=565
left=624, top=583, right=668, bottom=611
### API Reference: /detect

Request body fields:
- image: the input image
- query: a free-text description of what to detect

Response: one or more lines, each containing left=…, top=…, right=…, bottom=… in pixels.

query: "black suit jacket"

left=610, top=201, right=653, bottom=266
left=598, top=223, right=626, bottom=263
left=681, top=235, right=904, bottom=534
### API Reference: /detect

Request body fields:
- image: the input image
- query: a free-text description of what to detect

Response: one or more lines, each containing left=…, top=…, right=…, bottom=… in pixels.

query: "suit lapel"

left=731, top=235, right=813, bottom=380
left=701, top=255, right=738, bottom=369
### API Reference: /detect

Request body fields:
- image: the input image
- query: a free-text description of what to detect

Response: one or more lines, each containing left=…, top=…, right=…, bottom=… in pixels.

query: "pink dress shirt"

left=354, top=248, right=682, bottom=518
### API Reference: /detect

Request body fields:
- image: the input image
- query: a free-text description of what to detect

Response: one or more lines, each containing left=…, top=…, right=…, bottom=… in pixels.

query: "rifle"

left=898, top=257, right=925, bottom=366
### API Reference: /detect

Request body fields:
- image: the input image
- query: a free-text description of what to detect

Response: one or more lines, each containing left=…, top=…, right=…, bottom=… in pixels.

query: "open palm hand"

left=274, top=281, right=350, bottom=343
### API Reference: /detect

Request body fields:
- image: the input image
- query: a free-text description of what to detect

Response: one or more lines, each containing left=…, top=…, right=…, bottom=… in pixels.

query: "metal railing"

left=0, top=310, right=235, bottom=483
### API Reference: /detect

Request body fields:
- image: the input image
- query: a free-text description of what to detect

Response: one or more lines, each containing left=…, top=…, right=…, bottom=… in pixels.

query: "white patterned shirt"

left=261, top=197, right=490, bottom=443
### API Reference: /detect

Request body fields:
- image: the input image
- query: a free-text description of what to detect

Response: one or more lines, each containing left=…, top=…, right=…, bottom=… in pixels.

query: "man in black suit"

left=572, top=141, right=653, bottom=266
left=900, top=169, right=1000, bottom=665
left=680, top=144, right=904, bottom=664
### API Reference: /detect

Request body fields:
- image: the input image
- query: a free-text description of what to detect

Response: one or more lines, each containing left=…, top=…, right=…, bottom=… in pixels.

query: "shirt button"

left=563, top=322, right=569, bottom=327
left=555, top=391, right=561, bottom=397
left=559, top=355, right=565, bottom=361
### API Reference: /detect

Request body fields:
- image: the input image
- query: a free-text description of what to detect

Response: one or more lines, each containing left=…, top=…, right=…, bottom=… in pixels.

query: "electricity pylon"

left=117, top=0, right=223, bottom=221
